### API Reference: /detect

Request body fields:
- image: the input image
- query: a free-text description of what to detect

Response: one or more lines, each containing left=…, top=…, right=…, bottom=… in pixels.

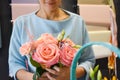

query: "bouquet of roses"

left=19, top=30, right=81, bottom=80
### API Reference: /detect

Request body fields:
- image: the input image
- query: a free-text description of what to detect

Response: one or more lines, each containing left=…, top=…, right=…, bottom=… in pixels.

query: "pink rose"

left=39, top=33, right=58, bottom=44
left=19, top=42, right=33, bottom=56
left=60, top=45, right=77, bottom=66
left=62, top=38, right=75, bottom=46
left=34, top=33, right=58, bottom=48
left=32, top=43, right=60, bottom=68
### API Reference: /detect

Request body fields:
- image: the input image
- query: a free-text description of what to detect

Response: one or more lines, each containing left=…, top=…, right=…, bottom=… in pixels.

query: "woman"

left=8, top=0, right=95, bottom=80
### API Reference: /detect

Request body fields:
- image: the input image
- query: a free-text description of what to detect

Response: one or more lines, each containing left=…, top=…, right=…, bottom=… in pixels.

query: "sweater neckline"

left=32, top=10, right=73, bottom=22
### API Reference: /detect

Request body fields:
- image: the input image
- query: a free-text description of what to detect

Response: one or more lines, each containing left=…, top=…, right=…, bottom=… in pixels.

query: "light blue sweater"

left=9, top=10, right=95, bottom=80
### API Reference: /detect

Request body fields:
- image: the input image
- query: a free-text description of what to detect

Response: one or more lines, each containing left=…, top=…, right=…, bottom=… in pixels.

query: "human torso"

left=16, top=10, right=87, bottom=72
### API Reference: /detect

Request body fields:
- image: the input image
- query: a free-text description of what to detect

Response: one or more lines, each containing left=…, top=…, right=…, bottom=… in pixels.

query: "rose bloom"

left=32, top=43, right=60, bottom=68
left=33, top=33, right=58, bottom=49
left=62, top=38, right=75, bottom=46
left=60, top=44, right=77, bottom=66
left=19, top=42, right=33, bottom=56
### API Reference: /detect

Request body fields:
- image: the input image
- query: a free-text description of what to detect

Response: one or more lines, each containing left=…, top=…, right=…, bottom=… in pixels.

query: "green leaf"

left=73, top=45, right=81, bottom=49
left=33, top=72, right=40, bottom=80
left=30, top=57, right=40, bottom=67
left=97, top=70, right=102, bottom=80
left=36, top=67, right=46, bottom=76
left=89, top=67, right=95, bottom=80
left=33, top=67, right=46, bottom=80
left=59, top=62, right=63, bottom=68
left=94, top=65, right=99, bottom=74
left=57, top=30, right=65, bottom=41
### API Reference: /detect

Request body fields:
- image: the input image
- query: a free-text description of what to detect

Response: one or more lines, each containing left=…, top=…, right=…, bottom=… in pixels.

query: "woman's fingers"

left=39, top=72, right=49, bottom=80
left=41, top=72, right=48, bottom=77
left=39, top=77, right=49, bottom=80
left=45, top=66, right=61, bottom=80
left=53, top=66, right=60, bottom=72
left=45, top=68, right=57, bottom=74
left=46, top=73, right=56, bottom=80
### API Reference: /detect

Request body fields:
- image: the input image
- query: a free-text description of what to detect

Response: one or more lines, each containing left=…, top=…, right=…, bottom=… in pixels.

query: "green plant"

left=89, top=65, right=102, bottom=80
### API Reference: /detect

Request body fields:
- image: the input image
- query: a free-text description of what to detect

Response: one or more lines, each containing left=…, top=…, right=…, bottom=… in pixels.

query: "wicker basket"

left=70, top=42, right=120, bottom=80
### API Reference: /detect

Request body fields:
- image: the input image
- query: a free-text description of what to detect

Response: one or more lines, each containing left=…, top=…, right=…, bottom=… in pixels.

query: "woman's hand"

left=38, top=72, right=49, bottom=80
left=45, top=66, right=70, bottom=80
